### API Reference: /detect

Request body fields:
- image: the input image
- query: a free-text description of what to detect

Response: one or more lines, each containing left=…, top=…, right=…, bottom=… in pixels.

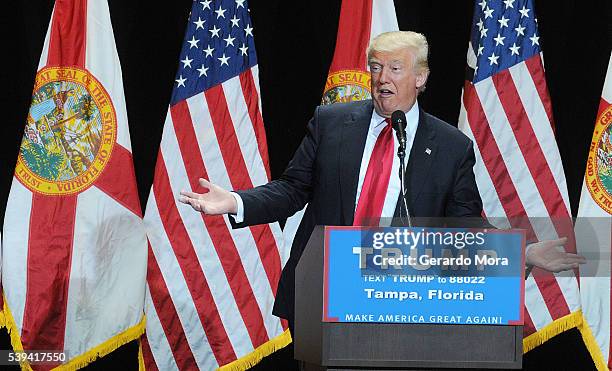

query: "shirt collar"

left=371, top=100, right=420, bottom=130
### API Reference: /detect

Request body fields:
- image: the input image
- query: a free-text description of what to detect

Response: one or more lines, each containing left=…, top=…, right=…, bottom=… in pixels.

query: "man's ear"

left=416, top=70, right=429, bottom=89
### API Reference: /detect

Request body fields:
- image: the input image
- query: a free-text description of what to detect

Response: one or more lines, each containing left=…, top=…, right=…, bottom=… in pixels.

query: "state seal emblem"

left=16, top=66, right=116, bottom=195
left=322, top=69, right=371, bottom=105
left=585, top=103, right=612, bottom=213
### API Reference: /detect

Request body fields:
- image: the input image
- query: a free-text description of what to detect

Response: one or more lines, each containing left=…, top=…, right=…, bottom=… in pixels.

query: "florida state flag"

left=321, top=0, right=398, bottom=105
left=284, top=0, right=399, bottom=266
left=2, top=0, right=147, bottom=368
left=576, top=52, right=612, bottom=371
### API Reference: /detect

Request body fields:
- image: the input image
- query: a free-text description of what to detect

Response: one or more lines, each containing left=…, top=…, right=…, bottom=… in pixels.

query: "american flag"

left=141, top=0, right=290, bottom=369
left=458, top=0, right=584, bottom=352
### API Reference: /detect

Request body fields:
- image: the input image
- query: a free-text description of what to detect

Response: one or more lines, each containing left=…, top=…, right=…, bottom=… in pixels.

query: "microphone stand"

left=397, top=137, right=412, bottom=228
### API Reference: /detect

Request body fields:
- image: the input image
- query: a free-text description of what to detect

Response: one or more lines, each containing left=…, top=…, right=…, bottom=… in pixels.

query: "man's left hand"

left=525, top=237, right=586, bottom=273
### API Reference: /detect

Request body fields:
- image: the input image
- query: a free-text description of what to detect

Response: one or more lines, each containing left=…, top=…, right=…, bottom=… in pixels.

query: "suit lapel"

left=402, top=110, right=437, bottom=214
left=339, top=102, right=372, bottom=225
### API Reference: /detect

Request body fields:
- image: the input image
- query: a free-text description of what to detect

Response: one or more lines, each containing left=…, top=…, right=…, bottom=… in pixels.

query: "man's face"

left=369, top=48, right=427, bottom=118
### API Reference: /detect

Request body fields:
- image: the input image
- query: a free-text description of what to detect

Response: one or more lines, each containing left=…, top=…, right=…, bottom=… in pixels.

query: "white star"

left=218, top=53, right=230, bottom=66
left=209, top=25, right=221, bottom=38
left=515, top=24, right=525, bottom=36
left=187, top=36, right=200, bottom=49
left=483, top=6, right=494, bottom=19
left=203, top=45, right=214, bottom=57
left=181, top=55, right=193, bottom=68
left=477, top=45, right=484, bottom=56
left=493, top=33, right=505, bottom=46
left=509, top=43, right=521, bottom=56
left=488, top=52, right=499, bottom=65
left=193, top=17, right=205, bottom=30
left=244, top=24, right=253, bottom=37
left=197, top=64, right=209, bottom=77
left=236, top=0, right=245, bottom=8
left=175, top=75, right=186, bottom=87
left=478, top=0, right=487, bottom=10
left=224, top=34, right=236, bottom=47
left=239, top=43, right=248, bottom=56
left=498, top=16, right=509, bottom=28
left=503, top=0, right=515, bottom=9
left=480, top=27, right=488, bottom=38
left=230, top=15, right=240, bottom=27
left=474, top=65, right=479, bottom=74
left=529, top=33, right=540, bottom=46
left=476, top=18, right=484, bottom=31
left=519, top=6, right=530, bottom=18
left=200, top=0, right=211, bottom=10
left=215, top=5, right=227, bottom=19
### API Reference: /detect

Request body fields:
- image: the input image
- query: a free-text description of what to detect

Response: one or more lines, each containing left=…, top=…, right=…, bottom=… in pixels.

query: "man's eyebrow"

left=368, top=59, right=405, bottom=64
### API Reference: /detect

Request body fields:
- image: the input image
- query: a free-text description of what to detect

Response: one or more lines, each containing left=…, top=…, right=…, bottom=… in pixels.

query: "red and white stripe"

left=458, top=43, right=581, bottom=347
left=142, top=70, right=288, bottom=368
left=2, top=0, right=146, bottom=367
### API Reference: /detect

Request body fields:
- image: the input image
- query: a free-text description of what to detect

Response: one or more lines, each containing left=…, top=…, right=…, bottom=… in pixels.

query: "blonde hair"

left=367, top=31, right=430, bottom=75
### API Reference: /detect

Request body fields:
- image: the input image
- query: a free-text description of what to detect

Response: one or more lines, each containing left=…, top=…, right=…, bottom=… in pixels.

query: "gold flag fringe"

left=138, top=339, right=145, bottom=371
left=217, top=329, right=292, bottom=371
left=577, top=318, right=608, bottom=371
left=524, top=310, right=608, bottom=370
left=2, top=296, right=32, bottom=371
left=54, top=316, right=146, bottom=370
left=3, top=294, right=146, bottom=371
left=3, top=300, right=604, bottom=369
left=523, top=310, right=582, bottom=353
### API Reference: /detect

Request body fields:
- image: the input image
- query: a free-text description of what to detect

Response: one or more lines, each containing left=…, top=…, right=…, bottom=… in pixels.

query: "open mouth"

left=378, top=88, right=394, bottom=97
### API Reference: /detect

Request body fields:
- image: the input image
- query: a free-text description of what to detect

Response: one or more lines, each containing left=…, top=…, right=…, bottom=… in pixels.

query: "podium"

left=294, top=226, right=523, bottom=370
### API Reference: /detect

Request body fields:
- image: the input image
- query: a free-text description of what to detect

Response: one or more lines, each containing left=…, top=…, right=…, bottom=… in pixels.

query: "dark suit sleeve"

left=230, top=107, right=321, bottom=228
left=445, top=139, right=484, bottom=218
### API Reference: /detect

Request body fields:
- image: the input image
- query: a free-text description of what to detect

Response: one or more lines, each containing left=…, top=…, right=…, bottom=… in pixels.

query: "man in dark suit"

left=179, top=31, right=584, bottom=328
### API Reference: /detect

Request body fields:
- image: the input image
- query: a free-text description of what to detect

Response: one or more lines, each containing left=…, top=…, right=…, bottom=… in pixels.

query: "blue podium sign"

left=322, top=227, right=525, bottom=325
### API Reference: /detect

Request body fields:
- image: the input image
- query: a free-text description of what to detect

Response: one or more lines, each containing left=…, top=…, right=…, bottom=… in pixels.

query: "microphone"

left=391, top=110, right=407, bottom=156
left=390, top=110, right=411, bottom=227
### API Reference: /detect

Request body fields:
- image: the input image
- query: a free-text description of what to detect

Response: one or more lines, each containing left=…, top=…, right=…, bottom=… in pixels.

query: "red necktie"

left=353, top=118, right=394, bottom=226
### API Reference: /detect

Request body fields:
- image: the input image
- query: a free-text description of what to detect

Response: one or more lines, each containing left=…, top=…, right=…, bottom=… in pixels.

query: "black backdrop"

left=1, top=0, right=611, bottom=369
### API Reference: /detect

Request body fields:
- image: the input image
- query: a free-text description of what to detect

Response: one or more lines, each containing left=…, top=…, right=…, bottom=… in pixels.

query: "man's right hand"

left=179, top=178, right=238, bottom=215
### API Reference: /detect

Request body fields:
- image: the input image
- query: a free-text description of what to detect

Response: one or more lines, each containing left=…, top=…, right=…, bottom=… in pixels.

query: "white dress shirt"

left=231, top=102, right=420, bottom=224
left=355, top=102, right=419, bottom=225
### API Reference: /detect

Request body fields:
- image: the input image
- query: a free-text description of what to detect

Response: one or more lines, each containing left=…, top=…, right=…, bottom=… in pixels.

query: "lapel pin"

left=425, top=148, right=432, bottom=155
